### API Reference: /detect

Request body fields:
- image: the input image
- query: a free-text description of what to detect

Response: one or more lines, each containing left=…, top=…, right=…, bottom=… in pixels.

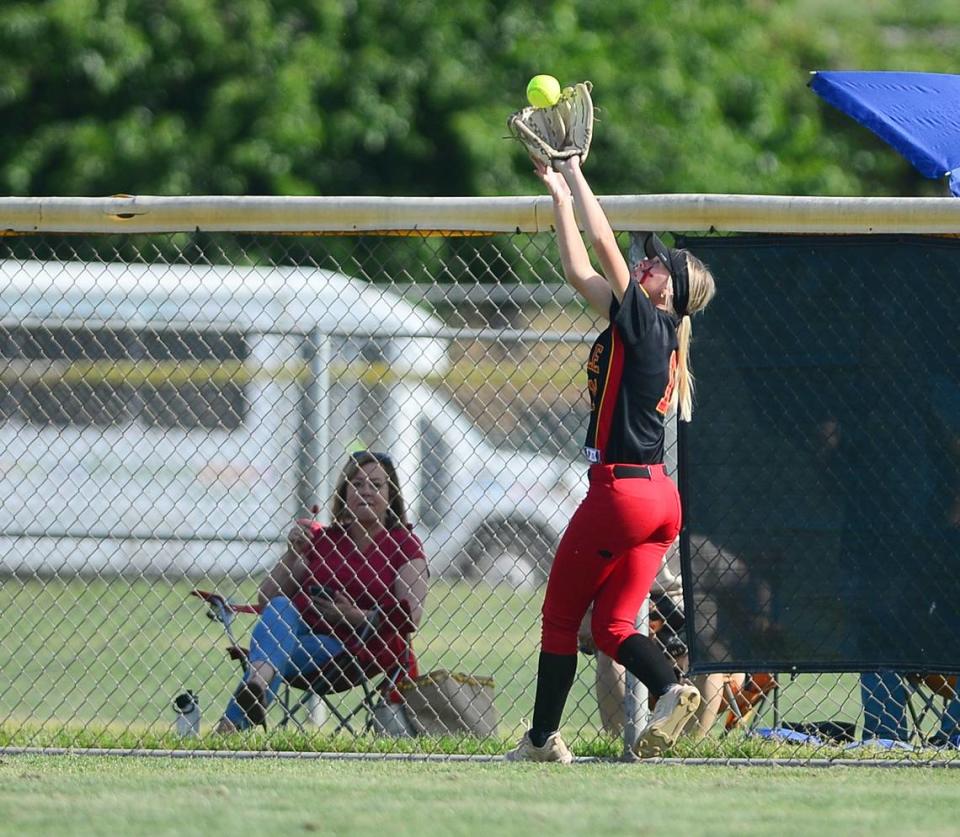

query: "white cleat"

left=505, top=731, right=574, bottom=764
left=634, top=683, right=701, bottom=758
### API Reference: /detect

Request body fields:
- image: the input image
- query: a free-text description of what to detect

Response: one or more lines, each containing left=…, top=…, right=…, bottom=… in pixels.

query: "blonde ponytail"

left=673, top=315, right=694, bottom=421
left=671, top=252, right=717, bottom=421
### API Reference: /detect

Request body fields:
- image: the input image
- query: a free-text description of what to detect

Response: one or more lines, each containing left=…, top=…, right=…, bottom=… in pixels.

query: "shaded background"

left=679, top=234, right=960, bottom=674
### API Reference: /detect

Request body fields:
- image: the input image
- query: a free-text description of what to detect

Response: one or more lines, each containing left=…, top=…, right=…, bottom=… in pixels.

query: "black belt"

left=613, top=465, right=651, bottom=480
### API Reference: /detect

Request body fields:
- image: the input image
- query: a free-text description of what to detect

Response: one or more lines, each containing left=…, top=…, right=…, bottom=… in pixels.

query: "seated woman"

left=860, top=671, right=960, bottom=746
left=215, top=450, right=429, bottom=732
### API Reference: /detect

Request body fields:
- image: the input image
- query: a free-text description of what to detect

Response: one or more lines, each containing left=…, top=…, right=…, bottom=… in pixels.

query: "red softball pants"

left=540, top=463, right=682, bottom=660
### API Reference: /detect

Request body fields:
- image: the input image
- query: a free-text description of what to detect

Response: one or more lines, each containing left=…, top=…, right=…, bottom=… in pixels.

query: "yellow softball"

left=526, top=74, right=562, bottom=108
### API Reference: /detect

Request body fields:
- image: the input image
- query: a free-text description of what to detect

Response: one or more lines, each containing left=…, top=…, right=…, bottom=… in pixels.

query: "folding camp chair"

left=721, top=672, right=779, bottom=733
left=904, top=673, right=958, bottom=745
left=192, top=590, right=414, bottom=735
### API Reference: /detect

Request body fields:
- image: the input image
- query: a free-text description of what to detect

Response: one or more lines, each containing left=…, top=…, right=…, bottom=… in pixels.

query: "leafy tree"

left=0, top=0, right=957, bottom=201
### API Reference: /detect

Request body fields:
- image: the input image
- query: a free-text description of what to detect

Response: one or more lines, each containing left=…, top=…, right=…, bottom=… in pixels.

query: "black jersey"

left=582, top=280, right=679, bottom=465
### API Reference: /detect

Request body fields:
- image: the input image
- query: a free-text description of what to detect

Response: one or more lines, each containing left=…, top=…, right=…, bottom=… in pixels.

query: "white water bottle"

left=173, top=691, right=200, bottom=737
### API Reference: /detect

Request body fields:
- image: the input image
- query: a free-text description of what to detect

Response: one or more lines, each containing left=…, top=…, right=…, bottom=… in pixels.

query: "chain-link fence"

left=1, top=195, right=959, bottom=764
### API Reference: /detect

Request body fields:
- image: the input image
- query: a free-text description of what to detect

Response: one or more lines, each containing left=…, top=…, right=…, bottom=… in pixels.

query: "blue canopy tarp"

left=809, top=71, right=960, bottom=196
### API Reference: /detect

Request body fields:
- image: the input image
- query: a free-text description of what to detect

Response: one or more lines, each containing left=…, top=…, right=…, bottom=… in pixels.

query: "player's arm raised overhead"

left=555, top=156, right=631, bottom=303
left=533, top=159, right=612, bottom=318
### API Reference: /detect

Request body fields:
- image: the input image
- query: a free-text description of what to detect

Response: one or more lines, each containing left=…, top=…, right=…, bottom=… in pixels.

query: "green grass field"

left=0, top=576, right=588, bottom=744
left=1, top=755, right=959, bottom=837
left=0, top=576, right=948, bottom=762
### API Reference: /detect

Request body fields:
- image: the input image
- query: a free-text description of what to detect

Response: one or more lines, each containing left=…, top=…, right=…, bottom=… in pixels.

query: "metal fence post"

left=297, top=325, right=330, bottom=515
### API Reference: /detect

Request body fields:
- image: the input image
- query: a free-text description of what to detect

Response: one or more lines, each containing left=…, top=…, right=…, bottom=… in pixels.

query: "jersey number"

left=656, top=351, right=678, bottom=416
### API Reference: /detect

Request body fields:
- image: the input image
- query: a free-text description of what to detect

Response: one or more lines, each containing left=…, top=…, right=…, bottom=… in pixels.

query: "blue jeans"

left=860, top=672, right=909, bottom=741
left=224, top=596, right=344, bottom=730
left=861, top=672, right=960, bottom=744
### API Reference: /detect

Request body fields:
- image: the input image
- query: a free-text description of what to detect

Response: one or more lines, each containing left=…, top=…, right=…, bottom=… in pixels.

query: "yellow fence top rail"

left=1, top=194, right=960, bottom=234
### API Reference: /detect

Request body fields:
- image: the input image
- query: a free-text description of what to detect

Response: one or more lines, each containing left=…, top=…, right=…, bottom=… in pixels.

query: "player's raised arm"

left=556, top=156, right=631, bottom=303
left=533, top=159, right=611, bottom=318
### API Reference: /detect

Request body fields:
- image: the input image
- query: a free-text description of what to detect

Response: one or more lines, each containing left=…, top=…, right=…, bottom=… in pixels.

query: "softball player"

left=507, top=155, right=716, bottom=762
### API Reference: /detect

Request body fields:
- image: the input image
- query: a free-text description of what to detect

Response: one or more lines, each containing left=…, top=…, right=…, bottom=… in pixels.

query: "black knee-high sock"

left=616, top=633, right=678, bottom=697
left=530, top=651, right=577, bottom=746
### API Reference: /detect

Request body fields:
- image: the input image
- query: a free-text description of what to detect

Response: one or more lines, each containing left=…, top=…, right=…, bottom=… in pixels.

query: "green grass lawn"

left=0, top=577, right=586, bottom=741
left=0, top=577, right=584, bottom=743
left=2, top=755, right=960, bottom=837
left=0, top=576, right=948, bottom=761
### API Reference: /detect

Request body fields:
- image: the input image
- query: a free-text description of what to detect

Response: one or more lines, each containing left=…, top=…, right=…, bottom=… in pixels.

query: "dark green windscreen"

left=677, top=234, right=960, bottom=674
